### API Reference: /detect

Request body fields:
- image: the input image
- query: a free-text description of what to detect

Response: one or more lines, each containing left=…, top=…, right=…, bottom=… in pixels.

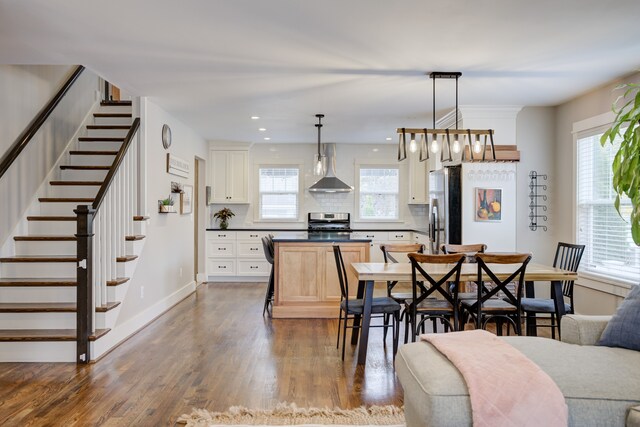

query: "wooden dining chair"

left=520, top=242, right=585, bottom=339
left=460, top=253, right=531, bottom=335
left=261, top=235, right=275, bottom=317
left=333, top=245, right=401, bottom=360
left=405, top=253, right=466, bottom=342
left=440, top=243, right=487, bottom=300
left=380, top=243, right=425, bottom=337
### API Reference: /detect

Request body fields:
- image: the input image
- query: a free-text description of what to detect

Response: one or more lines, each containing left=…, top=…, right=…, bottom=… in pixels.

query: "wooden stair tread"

left=133, top=216, right=149, bottom=221
left=93, top=112, right=132, bottom=118
left=50, top=181, right=103, bottom=186
left=69, top=150, right=118, bottom=155
left=100, top=100, right=132, bottom=106
left=0, top=303, right=76, bottom=313
left=78, top=137, right=125, bottom=142
left=27, top=216, right=76, bottom=221
left=125, top=235, right=145, bottom=241
left=86, top=125, right=131, bottom=130
left=96, top=301, right=121, bottom=312
left=14, top=235, right=76, bottom=241
left=38, top=197, right=94, bottom=203
left=107, top=277, right=129, bottom=286
left=0, top=255, right=77, bottom=263
left=117, top=255, right=138, bottom=262
left=60, top=165, right=110, bottom=170
left=0, top=329, right=110, bottom=342
left=0, top=278, right=76, bottom=287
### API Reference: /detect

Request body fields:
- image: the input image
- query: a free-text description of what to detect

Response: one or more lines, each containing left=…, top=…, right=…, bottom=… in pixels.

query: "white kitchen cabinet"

left=408, top=153, right=429, bottom=204
left=351, top=231, right=411, bottom=262
left=413, top=232, right=431, bottom=253
left=207, top=229, right=271, bottom=280
left=209, top=150, right=249, bottom=203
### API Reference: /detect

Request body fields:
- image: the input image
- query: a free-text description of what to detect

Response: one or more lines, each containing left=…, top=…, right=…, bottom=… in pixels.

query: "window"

left=358, top=167, right=399, bottom=220
left=577, top=130, right=640, bottom=283
left=258, top=167, right=299, bottom=220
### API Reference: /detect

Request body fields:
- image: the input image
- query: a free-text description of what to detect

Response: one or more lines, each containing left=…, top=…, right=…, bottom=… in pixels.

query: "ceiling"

left=2, top=0, right=640, bottom=144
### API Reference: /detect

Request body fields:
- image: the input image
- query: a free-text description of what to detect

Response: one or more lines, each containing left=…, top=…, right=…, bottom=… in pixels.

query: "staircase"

left=0, top=100, right=145, bottom=362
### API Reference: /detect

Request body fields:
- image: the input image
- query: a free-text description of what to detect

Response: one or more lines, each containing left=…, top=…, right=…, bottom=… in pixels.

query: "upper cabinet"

left=408, top=153, right=429, bottom=204
left=209, top=149, right=249, bottom=203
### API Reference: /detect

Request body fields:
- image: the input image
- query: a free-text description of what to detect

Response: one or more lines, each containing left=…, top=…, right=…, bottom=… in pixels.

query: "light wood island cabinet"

left=272, top=240, right=370, bottom=318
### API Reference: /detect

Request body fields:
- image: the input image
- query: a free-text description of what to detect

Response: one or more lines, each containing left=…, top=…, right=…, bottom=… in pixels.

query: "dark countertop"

left=272, top=233, right=371, bottom=243
left=206, top=227, right=429, bottom=235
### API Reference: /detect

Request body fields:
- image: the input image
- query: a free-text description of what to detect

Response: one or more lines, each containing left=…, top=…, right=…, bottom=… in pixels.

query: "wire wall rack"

left=529, top=171, right=547, bottom=231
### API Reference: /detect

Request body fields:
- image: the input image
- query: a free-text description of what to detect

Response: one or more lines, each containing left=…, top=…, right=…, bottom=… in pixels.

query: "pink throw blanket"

left=421, top=330, right=568, bottom=427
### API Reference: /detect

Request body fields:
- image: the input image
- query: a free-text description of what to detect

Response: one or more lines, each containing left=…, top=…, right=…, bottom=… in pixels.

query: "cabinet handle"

left=250, top=266, right=258, bottom=269
left=218, top=234, right=226, bottom=237
left=366, top=235, right=374, bottom=238
left=250, top=248, right=258, bottom=251
left=396, top=235, right=403, bottom=238
left=218, top=265, right=226, bottom=269
left=250, top=234, right=258, bottom=237
left=218, top=247, right=226, bottom=250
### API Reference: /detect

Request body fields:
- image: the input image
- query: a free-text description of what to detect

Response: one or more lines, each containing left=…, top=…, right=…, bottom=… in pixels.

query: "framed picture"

left=181, top=185, right=193, bottom=214
left=475, top=188, right=502, bottom=222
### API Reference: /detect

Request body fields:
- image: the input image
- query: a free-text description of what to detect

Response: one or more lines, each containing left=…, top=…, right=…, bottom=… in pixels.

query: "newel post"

left=75, top=204, right=95, bottom=364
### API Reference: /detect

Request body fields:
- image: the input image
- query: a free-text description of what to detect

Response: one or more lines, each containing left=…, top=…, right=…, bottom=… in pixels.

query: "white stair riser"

left=0, top=342, right=75, bottom=362
left=61, top=169, right=108, bottom=181
left=40, top=202, right=91, bottom=216
left=86, top=128, right=129, bottom=138
left=93, top=117, right=132, bottom=126
left=15, top=241, right=76, bottom=256
left=126, top=239, right=145, bottom=254
left=29, top=221, right=77, bottom=235
left=77, top=141, right=123, bottom=152
left=0, top=313, right=76, bottom=329
left=107, top=283, right=128, bottom=302
left=95, top=307, right=120, bottom=329
left=47, top=185, right=100, bottom=198
left=97, top=105, right=132, bottom=114
left=118, top=260, right=137, bottom=278
left=1, top=262, right=76, bottom=278
left=0, top=287, right=76, bottom=303
left=134, top=221, right=146, bottom=235
left=69, top=155, right=116, bottom=167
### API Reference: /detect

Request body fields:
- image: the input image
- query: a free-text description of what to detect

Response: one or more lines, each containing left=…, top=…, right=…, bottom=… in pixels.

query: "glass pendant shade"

left=451, top=138, right=461, bottom=154
left=430, top=135, right=439, bottom=153
left=473, top=135, right=482, bottom=154
left=313, top=154, right=326, bottom=176
left=409, top=133, right=418, bottom=153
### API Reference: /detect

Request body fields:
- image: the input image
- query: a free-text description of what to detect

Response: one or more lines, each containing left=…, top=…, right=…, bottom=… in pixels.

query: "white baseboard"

left=206, top=275, right=268, bottom=282
left=91, top=280, right=196, bottom=360
left=197, top=273, right=207, bottom=282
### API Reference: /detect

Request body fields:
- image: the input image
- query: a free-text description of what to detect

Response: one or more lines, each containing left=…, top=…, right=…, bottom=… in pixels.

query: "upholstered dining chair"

left=405, top=253, right=466, bottom=342
left=261, top=235, right=275, bottom=317
left=460, top=253, right=532, bottom=335
left=520, top=242, right=585, bottom=339
left=333, top=245, right=401, bottom=360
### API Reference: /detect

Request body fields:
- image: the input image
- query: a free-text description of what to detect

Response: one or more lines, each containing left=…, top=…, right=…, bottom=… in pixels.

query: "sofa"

left=396, top=315, right=640, bottom=426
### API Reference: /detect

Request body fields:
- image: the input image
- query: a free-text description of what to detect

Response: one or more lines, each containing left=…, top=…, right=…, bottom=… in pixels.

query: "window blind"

left=359, top=167, right=399, bottom=220
left=259, top=167, right=299, bottom=219
left=577, top=132, right=640, bottom=282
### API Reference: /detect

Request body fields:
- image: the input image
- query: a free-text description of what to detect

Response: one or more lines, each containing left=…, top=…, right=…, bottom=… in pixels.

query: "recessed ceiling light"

left=386, top=137, right=392, bottom=141
left=258, top=128, right=267, bottom=132
left=372, top=148, right=379, bottom=152
left=264, top=137, right=271, bottom=141
left=251, top=116, right=260, bottom=120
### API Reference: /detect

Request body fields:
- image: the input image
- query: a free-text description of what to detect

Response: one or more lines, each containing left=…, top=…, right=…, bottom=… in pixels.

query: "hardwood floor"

left=0, top=283, right=403, bottom=426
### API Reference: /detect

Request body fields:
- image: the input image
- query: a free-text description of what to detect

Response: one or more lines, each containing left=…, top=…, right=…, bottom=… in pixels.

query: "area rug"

left=177, top=402, right=405, bottom=426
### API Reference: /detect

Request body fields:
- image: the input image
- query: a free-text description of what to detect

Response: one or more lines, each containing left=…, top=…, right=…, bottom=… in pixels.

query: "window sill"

left=576, top=271, right=635, bottom=298
left=353, top=219, right=404, bottom=223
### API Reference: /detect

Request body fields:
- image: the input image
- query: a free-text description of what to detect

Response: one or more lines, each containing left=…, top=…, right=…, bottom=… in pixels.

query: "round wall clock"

left=162, top=124, right=172, bottom=149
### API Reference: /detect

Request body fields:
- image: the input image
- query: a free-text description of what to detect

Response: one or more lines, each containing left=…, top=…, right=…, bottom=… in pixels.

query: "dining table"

left=348, top=261, right=579, bottom=365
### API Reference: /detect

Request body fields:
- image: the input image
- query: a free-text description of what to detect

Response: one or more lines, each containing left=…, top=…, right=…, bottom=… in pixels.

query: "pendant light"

left=313, top=114, right=326, bottom=176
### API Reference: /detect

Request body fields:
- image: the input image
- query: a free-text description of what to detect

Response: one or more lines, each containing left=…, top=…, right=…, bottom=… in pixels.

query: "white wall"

left=207, top=142, right=429, bottom=230
left=0, top=65, right=99, bottom=247
left=115, top=98, right=208, bottom=324
left=554, top=72, right=640, bottom=313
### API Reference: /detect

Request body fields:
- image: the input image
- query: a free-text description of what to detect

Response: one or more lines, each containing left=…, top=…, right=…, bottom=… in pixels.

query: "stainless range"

left=307, top=212, right=351, bottom=240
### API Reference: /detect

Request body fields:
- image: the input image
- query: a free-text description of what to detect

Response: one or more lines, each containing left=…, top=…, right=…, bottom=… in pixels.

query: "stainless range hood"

left=309, top=143, right=353, bottom=193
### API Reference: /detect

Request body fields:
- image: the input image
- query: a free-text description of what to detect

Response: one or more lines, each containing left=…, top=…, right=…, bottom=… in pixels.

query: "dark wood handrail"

left=0, top=65, right=85, bottom=180
left=92, top=117, right=140, bottom=213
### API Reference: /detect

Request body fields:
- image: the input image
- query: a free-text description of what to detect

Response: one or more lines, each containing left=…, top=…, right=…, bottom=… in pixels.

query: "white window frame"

left=355, top=163, right=401, bottom=222
left=254, top=163, right=302, bottom=222
left=572, top=112, right=639, bottom=288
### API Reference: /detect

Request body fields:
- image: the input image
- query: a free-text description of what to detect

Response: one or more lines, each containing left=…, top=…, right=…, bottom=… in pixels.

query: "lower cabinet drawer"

left=238, top=241, right=264, bottom=257
left=237, top=260, right=270, bottom=276
left=387, top=231, right=410, bottom=241
left=207, top=259, right=236, bottom=275
left=207, top=241, right=236, bottom=257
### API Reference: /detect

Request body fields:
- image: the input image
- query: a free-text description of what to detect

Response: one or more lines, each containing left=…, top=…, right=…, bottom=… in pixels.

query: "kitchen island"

left=272, top=234, right=371, bottom=318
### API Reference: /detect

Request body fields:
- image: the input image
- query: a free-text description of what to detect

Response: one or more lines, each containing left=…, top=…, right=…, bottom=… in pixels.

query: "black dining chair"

left=261, top=235, right=275, bottom=317
left=333, top=245, right=401, bottom=360
left=405, top=253, right=466, bottom=342
left=460, top=253, right=532, bottom=335
left=520, top=242, right=585, bottom=339
left=440, top=243, right=487, bottom=300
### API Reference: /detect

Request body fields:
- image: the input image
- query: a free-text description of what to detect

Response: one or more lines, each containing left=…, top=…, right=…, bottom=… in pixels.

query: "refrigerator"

left=428, top=163, right=517, bottom=254
left=428, top=165, right=462, bottom=254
